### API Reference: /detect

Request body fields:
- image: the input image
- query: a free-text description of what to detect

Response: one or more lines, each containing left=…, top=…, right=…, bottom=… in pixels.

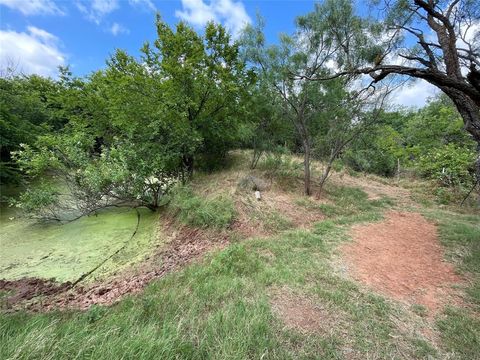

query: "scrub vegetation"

left=1, top=152, right=479, bottom=359
left=1, top=0, right=479, bottom=359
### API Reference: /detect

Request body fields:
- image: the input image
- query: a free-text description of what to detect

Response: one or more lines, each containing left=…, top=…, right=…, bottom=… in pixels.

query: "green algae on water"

left=0, top=205, right=160, bottom=283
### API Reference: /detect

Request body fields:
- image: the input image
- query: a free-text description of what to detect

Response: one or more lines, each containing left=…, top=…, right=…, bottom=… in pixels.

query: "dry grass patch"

left=269, top=287, right=343, bottom=335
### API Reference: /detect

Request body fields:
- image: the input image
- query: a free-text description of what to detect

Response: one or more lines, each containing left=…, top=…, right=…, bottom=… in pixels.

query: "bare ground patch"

left=0, top=278, right=71, bottom=307
left=342, top=211, right=464, bottom=315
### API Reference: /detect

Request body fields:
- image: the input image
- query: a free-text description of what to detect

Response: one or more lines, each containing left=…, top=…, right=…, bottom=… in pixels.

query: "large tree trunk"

left=444, top=90, right=480, bottom=144
left=442, top=87, right=480, bottom=184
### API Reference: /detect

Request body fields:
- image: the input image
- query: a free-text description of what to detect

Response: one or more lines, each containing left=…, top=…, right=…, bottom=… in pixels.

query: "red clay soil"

left=342, top=211, right=464, bottom=314
left=1, top=221, right=229, bottom=312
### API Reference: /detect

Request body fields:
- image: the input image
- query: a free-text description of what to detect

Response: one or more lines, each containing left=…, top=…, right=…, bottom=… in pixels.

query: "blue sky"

left=0, top=0, right=439, bottom=107
left=0, top=0, right=316, bottom=76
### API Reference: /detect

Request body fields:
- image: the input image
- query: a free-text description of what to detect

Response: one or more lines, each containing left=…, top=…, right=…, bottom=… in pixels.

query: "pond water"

left=0, top=196, right=159, bottom=283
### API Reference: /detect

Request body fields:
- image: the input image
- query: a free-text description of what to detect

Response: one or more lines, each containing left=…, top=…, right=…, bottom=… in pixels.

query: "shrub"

left=258, top=149, right=302, bottom=182
left=416, top=144, right=476, bottom=187
left=170, top=186, right=236, bottom=229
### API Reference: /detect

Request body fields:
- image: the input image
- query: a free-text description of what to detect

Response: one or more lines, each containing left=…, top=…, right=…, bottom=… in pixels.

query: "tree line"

left=1, top=0, right=478, bottom=220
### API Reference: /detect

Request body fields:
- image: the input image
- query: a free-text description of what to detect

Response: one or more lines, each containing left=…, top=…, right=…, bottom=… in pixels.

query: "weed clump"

left=170, top=186, right=236, bottom=229
left=209, top=244, right=261, bottom=276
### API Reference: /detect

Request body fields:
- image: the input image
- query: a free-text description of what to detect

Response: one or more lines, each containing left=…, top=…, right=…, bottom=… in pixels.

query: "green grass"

left=424, top=210, right=480, bottom=305
left=0, top=209, right=438, bottom=359
left=300, top=184, right=393, bottom=226
left=254, top=209, right=293, bottom=232
left=421, top=209, right=480, bottom=358
left=437, top=307, right=480, bottom=360
left=169, top=186, right=236, bottom=229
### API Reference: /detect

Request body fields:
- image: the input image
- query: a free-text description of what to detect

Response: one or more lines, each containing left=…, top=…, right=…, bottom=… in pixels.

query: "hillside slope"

left=1, top=151, right=479, bottom=359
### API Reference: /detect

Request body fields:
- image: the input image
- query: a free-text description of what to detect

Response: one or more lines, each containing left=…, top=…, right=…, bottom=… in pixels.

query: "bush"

left=344, top=148, right=397, bottom=177
left=170, top=186, right=236, bottom=229
left=416, top=144, right=476, bottom=187
left=258, top=149, right=302, bottom=181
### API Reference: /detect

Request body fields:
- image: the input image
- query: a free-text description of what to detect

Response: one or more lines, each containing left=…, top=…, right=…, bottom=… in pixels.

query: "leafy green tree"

left=403, top=94, right=475, bottom=159
left=12, top=19, right=251, bottom=220
left=242, top=10, right=391, bottom=195
left=417, top=144, right=476, bottom=187
left=143, top=17, right=253, bottom=174
left=312, top=79, right=392, bottom=191
left=242, top=12, right=341, bottom=195
left=0, top=74, right=62, bottom=184
left=242, top=81, right=294, bottom=169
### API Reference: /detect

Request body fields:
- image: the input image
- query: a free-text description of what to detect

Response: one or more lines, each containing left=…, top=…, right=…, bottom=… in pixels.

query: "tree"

left=12, top=19, right=251, bottom=221
left=299, top=0, right=480, bottom=179
left=312, top=79, right=392, bottom=193
left=143, top=17, right=253, bottom=175
left=0, top=74, right=61, bottom=184
left=242, top=14, right=339, bottom=195
left=242, top=10, right=392, bottom=195
left=242, top=77, right=295, bottom=169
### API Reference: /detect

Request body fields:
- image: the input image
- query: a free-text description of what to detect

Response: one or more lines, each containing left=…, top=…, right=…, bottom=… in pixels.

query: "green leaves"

left=417, top=144, right=476, bottom=187
left=8, top=19, right=251, bottom=220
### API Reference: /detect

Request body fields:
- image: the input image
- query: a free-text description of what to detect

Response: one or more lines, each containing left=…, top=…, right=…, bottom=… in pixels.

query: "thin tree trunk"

left=303, top=140, right=311, bottom=196
left=317, top=163, right=332, bottom=197
left=251, top=148, right=262, bottom=169
left=183, top=154, right=194, bottom=179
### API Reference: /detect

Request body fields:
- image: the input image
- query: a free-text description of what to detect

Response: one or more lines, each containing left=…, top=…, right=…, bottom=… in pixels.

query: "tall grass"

left=169, top=186, right=236, bottom=229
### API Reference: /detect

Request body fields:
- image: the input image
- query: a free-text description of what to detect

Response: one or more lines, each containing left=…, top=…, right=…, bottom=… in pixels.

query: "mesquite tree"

left=301, top=0, right=480, bottom=180
left=313, top=80, right=394, bottom=195
left=242, top=16, right=339, bottom=195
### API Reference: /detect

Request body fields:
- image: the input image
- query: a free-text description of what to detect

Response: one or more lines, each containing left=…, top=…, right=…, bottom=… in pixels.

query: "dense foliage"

left=1, top=3, right=478, bottom=220
left=7, top=19, right=253, bottom=220
left=344, top=94, right=477, bottom=189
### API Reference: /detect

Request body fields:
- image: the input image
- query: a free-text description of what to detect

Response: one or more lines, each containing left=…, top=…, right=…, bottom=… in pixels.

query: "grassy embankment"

left=1, top=151, right=478, bottom=359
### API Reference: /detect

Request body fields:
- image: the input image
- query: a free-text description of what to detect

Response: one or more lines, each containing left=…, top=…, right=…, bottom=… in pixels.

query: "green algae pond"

left=0, top=199, right=160, bottom=283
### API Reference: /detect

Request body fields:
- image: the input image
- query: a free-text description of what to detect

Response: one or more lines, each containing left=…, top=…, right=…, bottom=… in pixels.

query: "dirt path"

left=342, top=211, right=464, bottom=314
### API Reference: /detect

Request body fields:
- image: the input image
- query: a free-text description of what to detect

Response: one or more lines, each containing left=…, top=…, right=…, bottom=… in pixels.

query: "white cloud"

left=0, top=0, right=64, bottom=16
left=391, top=79, right=438, bottom=108
left=176, top=0, right=217, bottom=26
left=109, top=22, right=129, bottom=36
left=128, top=0, right=156, bottom=12
left=176, top=0, right=251, bottom=38
left=0, top=26, right=66, bottom=77
left=76, top=0, right=119, bottom=24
